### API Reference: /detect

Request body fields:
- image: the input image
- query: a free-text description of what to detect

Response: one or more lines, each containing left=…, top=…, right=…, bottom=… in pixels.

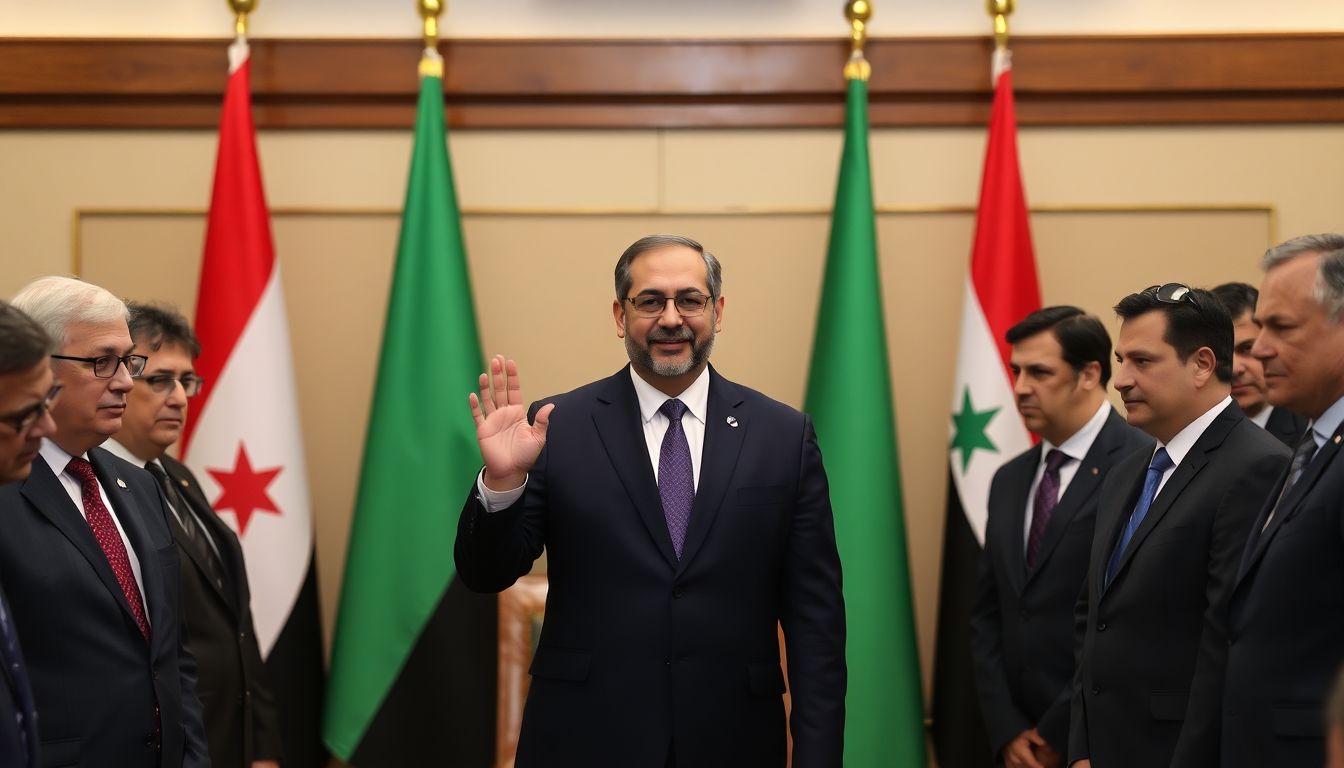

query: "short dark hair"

left=0, top=301, right=54, bottom=375
left=1005, top=305, right=1114, bottom=386
left=614, top=234, right=723, bottom=301
left=1114, top=286, right=1233, bottom=383
left=127, top=302, right=201, bottom=358
left=1210, top=282, right=1259, bottom=320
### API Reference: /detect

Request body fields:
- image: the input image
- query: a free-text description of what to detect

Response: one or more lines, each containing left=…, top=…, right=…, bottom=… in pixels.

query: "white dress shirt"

left=1150, top=395, right=1233, bottom=497
left=478, top=366, right=711, bottom=512
left=38, top=438, right=150, bottom=622
left=1248, top=404, right=1274, bottom=429
left=1022, top=399, right=1112, bottom=548
left=104, top=438, right=222, bottom=559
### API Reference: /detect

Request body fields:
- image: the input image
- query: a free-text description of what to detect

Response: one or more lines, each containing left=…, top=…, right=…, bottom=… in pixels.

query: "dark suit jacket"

left=1261, top=405, right=1310, bottom=448
left=456, top=366, right=846, bottom=768
left=0, top=586, right=39, bottom=768
left=1069, top=403, right=1288, bottom=767
left=1223, top=416, right=1344, bottom=767
left=0, top=447, right=209, bottom=768
left=971, top=408, right=1150, bottom=756
left=161, top=454, right=281, bottom=768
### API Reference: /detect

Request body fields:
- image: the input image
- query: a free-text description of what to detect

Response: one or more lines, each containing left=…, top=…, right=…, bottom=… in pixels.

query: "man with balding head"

left=0, top=277, right=208, bottom=767
left=0, top=300, right=58, bottom=768
left=1224, top=233, right=1344, bottom=767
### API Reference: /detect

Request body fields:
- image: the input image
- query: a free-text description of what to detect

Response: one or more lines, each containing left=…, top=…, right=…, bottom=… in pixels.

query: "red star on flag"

left=207, top=443, right=283, bottom=536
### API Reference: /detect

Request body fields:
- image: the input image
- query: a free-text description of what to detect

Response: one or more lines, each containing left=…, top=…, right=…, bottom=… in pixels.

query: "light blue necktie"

left=1104, top=447, right=1173, bottom=588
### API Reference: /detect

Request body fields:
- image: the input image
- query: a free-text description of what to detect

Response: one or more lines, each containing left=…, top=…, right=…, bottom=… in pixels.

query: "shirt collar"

left=103, top=438, right=149, bottom=469
left=629, top=365, right=710, bottom=425
left=1311, top=394, right=1344, bottom=448
left=1248, top=404, right=1274, bottom=429
left=1043, top=399, right=1112, bottom=463
left=38, top=437, right=81, bottom=477
left=1159, top=395, right=1233, bottom=467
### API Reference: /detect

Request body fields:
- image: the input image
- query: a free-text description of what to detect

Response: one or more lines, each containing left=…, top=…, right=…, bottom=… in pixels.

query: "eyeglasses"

left=50, top=353, right=148, bottom=378
left=1144, top=283, right=1202, bottom=310
left=0, top=383, right=62, bottom=436
left=624, top=292, right=713, bottom=318
left=138, top=374, right=204, bottom=397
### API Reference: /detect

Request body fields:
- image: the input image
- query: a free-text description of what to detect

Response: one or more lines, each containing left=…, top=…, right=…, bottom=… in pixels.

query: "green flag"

left=324, top=55, right=496, bottom=766
left=804, top=75, right=926, bottom=765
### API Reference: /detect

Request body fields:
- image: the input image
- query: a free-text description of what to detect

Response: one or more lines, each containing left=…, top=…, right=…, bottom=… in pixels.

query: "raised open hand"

left=468, top=355, right=554, bottom=490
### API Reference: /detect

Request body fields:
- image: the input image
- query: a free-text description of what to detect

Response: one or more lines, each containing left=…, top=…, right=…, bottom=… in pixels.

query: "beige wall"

left=6, top=0, right=1344, bottom=38
left=2, top=124, right=1342, bottom=713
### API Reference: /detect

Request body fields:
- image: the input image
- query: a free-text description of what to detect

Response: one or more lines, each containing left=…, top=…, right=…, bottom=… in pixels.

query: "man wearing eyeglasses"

left=0, top=276, right=208, bottom=768
left=1222, top=234, right=1344, bottom=768
left=0, top=300, right=58, bottom=768
left=104, top=303, right=281, bottom=768
left=456, top=234, right=845, bottom=767
left=1068, top=284, right=1288, bottom=768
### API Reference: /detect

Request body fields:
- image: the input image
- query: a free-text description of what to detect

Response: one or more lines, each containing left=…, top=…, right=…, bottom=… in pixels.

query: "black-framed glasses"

left=50, top=353, right=148, bottom=378
left=138, top=374, right=205, bottom=397
left=1144, top=283, right=1202, bottom=310
left=624, top=292, right=713, bottom=318
left=0, top=383, right=62, bottom=436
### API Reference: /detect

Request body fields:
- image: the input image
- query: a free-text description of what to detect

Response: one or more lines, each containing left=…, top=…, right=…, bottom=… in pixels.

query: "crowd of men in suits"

left=0, top=277, right=281, bottom=767
left=972, top=232, right=1344, bottom=768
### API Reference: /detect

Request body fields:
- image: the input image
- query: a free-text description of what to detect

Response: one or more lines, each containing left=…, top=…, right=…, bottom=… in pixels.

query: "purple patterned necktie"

left=1026, top=449, right=1070, bottom=569
left=658, top=398, right=694, bottom=559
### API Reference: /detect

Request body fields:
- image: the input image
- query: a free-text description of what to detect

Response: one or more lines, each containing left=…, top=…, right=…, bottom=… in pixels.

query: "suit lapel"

left=591, top=369, right=680, bottom=569
left=676, top=370, right=746, bottom=574
left=1239, top=424, right=1343, bottom=580
left=1002, top=447, right=1038, bottom=594
left=162, top=460, right=239, bottom=613
left=1106, top=405, right=1236, bottom=591
left=1096, top=450, right=1148, bottom=595
left=1025, top=418, right=1119, bottom=583
left=89, top=448, right=164, bottom=644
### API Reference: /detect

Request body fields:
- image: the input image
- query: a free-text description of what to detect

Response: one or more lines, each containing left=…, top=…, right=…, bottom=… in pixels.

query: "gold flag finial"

left=843, top=0, right=872, bottom=82
left=988, top=0, right=1015, bottom=51
left=418, top=0, right=445, bottom=77
left=228, top=0, right=256, bottom=38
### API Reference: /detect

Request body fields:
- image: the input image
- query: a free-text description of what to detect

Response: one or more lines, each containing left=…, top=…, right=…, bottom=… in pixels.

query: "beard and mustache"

left=625, top=323, right=716, bottom=378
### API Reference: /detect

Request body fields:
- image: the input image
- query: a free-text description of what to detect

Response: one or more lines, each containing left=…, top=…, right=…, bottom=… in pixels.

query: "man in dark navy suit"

left=0, top=276, right=208, bottom=768
left=1211, top=281, right=1308, bottom=446
left=971, top=306, right=1148, bottom=768
left=0, top=300, right=58, bottom=768
left=456, top=235, right=845, bottom=768
left=1224, top=234, right=1344, bottom=767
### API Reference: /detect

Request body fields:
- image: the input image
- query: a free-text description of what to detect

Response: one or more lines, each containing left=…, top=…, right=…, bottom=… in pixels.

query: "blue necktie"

left=658, top=399, right=694, bottom=560
left=1105, top=447, right=1173, bottom=588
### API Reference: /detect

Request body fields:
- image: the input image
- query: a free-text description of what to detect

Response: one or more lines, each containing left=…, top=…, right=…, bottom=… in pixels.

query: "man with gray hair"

left=0, top=276, right=209, bottom=767
left=1223, top=233, right=1344, bottom=767
left=0, top=300, right=58, bottom=768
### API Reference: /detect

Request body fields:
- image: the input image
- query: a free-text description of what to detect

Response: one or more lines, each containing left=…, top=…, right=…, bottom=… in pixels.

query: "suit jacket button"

left=672, top=588, right=684, bottom=599
left=664, top=658, right=671, bottom=667
left=1091, top=685, right=1101, bottom=695
left=1097, top=622, right=1108, bottom=631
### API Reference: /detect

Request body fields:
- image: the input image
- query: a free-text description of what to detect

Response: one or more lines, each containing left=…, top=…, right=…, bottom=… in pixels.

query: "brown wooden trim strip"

left=1, top=34, right=1341, bottom=129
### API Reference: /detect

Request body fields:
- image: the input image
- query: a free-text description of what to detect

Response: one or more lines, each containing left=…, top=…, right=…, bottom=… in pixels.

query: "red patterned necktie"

left=65, top=458, right=150, bottom=641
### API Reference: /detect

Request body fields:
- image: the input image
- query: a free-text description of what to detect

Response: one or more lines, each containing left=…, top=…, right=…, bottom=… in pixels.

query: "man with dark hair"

left=1069, top=284, right=1288, bottom=768
left=972, top=306, right=1149, bottom=768
left=104, top=302, right=282, bottom=768
left=1223, top=233, right=1344, bottom=767
left=1211, top=281, right=1308, bottom=446
left=0, top=301, right=56, bottom=768
left=456, top=234, right=846, bottom=767
left=0, top=276, right=209, bottom=768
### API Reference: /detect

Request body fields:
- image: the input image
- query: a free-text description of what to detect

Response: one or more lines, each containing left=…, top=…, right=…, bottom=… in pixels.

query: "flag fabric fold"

left=323, top=50, right=496, bottom=767
left=184, top=38, right=327, bottom=768
left=804, top=73, right=926, bottom=768
left=931, top=47, right=1042, bottom=768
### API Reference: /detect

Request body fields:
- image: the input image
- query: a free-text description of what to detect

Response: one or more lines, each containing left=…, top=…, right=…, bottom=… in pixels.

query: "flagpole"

left=419, top=0, right=445, bottom=77
left=843, top=0, right=871, bottom=82
left=988, top=0, right=1014, bottom=79
left=229, top=0, right=255, bottom=40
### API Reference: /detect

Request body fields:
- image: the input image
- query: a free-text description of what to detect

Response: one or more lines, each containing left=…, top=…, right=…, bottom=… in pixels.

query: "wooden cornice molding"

left=1, top=34, right=1342, bottom=129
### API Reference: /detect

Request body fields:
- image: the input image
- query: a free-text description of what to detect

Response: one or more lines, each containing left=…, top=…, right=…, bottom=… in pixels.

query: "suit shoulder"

left=1227, top=417, right=1292, bottom=461
left=90, top=446, right=156, bottom=489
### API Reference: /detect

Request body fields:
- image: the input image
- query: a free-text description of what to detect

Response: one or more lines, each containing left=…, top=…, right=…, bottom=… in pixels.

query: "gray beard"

left=625, top=328, right=715, bottom=378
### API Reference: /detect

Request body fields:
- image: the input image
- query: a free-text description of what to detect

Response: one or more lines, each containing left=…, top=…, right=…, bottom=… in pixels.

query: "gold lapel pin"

left=1091, top=467, right=1099, bottom=475
left=726, top=416, right=738, bottom=427
left=115, top=478, right=127, bottom=489
left=179, top=479, right=189, bottom=487
left=1334, top=435, right=1341, bottom=445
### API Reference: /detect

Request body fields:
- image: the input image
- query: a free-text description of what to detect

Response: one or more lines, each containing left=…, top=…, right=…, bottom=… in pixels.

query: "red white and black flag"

left=931, top=46, right=1042, bottom=767
left=182, top=37, right=327, bottom=768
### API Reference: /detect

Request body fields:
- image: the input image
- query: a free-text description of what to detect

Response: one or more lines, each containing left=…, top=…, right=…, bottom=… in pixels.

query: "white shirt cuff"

left=476, top=468, right=526, bottom=513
